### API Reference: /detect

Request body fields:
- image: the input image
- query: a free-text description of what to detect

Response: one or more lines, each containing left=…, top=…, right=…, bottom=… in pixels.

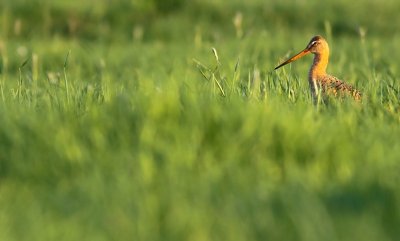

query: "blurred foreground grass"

left=0, top=0, right=400, bottom=241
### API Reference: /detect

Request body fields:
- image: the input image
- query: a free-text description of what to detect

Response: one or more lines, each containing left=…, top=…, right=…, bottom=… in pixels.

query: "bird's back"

left=317, top=75, right=362, bottom=101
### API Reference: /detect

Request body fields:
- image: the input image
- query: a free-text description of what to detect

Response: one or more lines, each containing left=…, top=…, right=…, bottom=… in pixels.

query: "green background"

left=0, top=0, right=399, bottom=240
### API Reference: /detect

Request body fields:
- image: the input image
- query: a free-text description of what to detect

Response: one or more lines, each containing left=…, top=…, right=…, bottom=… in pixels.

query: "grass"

left=0, top=0, right=400, bottom=240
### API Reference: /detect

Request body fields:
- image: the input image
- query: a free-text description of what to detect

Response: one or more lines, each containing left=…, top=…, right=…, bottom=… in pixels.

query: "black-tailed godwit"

left=275, top=35, right=362, bottom=102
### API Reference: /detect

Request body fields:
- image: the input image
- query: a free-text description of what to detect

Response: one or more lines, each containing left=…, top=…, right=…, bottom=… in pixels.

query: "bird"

left=274, top=35, right=362, bottom=103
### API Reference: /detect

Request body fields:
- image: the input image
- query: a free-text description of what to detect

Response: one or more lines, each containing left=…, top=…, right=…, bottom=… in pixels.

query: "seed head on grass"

left=193, top=48, right=226, bottom=97
left=17, top=57, right=30, bottom=101
left=64, top=50, right=71, bottom=105
left=211, top=47, right=220, bottom=66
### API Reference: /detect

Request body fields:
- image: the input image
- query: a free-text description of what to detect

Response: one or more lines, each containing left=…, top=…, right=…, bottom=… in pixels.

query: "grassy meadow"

left=1, top=0, right=400, bottom=240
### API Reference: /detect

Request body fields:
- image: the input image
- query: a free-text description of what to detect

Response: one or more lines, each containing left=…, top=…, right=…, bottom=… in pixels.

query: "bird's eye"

left=307, top=41, right=318, bottom=49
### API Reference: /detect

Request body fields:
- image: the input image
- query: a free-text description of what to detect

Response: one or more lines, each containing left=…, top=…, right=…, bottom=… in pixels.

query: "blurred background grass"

left=0, top=0, right=400, bottom=241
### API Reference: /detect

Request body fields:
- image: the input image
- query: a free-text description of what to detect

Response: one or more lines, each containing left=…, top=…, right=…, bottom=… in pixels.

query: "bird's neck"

left=309, top=52, right=329, bottom=81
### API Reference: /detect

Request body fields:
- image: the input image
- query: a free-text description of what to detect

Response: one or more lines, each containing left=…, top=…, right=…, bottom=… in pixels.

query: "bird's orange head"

left=306, top=35, right=329, bottom=54
left=274, top=35, right=329, bottom=70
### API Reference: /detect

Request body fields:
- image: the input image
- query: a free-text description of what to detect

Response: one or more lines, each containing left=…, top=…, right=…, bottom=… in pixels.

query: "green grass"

left=0, top=0, right=400, bottom=240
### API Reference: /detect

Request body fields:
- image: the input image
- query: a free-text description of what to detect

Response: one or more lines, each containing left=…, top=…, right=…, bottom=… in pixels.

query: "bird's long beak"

left=274, top=48, right=310, bottom=70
